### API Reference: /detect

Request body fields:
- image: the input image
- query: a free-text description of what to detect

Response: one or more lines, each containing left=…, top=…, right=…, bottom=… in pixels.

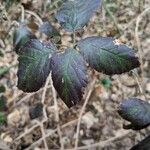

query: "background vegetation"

left=0, top=0, right=149, bottom=149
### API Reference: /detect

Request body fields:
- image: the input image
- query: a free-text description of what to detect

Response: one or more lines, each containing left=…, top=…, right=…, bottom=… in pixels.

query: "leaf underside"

left=118, top=98, right=150, bottom=130
left=51, top=48, right=88, bottom=107
left=17, top=39, right=56, bottom=92
left=55, top=0, right=101, bottom=32
left=77, top=36, right=140, bottom=75
left=13, top=26, right=36, bottom=52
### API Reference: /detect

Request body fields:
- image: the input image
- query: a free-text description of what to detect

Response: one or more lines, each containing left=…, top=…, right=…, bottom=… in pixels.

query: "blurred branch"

left=50, top=73, right=64, bottom=150
left=25, top=119, right=77, bottom=149
left=74, top=78, right=96, bottom=149
left=135, top=7, right=150, bottom=79
left=103, top=0, right=122, bottom=35
left=69, top=130, right=132, bottom=150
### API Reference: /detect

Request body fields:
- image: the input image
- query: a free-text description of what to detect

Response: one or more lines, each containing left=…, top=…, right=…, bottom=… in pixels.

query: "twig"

left=35, top=120, right=49, bottom=150
left=68, top=129, right=132, bottom=150
left=73, top=32, right=76, bottom=47
left=25, top=10, right=43, bottom=25
left=135, top=7, right=150, bottom=79
left=13, top=85, right=51, bottom=108
left=50, top=73, right=64, bottom=150
left=15, top=121, right=40, bottom=141
left=41, top=74, right=51, bottom=104
left=15, top=75, right=51, bottom=149
left=103, top=0, right=122, bottom=35
left=25, top=119, right=77, bottom=150
left=40, top=74, right=52, bottom=150
left=74, top=79, right=96, bottom=149
left=131, top=70, right=147, bottom=100
left=8, top=91, right=23, bottom=104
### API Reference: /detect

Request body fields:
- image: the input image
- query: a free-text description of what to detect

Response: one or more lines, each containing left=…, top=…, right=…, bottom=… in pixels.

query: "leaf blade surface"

left=51, top=48, right=88, bottom=107
left=118, top=98, right=150, bottom=130
left=55, top=0, right=101, bottom=31
left=77, top=36, right=140, bottom=75
left=17, top=39, right=56, bottom=92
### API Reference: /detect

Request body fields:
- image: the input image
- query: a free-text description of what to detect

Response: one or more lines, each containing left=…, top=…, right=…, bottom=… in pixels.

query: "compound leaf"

left=17, top=39, right=56, bottom=92
left=118, top=98, right=150, bottom=130
left=13, top=26, right=36, bottom=52
left=51, top=48, right=88, bottom=107
left=77, top=36, right=140, bottom=75
left=55, top=0, right=101, bottom=32
left=130, top=135, right=150, bottom=150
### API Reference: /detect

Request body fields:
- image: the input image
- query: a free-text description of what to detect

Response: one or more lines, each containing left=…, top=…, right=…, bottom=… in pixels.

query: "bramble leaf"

left=55, top=0, right=101, bottom=32
left=130, top=135, right=150, bottom=150
left=51, top=48, right=88, bottom=107
left=77, top=36, right=140, bottom=75
left=13, top=26, right=36, bottom=52
left=118, top=98, right=150, bottom=130
left=17, top=39, right=56, bottom=92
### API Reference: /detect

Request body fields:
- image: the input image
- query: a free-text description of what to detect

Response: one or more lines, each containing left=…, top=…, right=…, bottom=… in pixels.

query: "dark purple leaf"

left=77, top=36, right=140, bottom=75
left=118, top=98, right=150, bottom=130
left=51, top=48, right=88, bottom=107
left=17, top=39, right=56, bottom=92
left=55, top=0, right=101, bottom=32
left=130, top=135, right=150, bottom=150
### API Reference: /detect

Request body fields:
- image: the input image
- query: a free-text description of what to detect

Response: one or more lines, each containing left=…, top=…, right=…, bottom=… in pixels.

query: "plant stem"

left=131, top=70, right=147, bottom=100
